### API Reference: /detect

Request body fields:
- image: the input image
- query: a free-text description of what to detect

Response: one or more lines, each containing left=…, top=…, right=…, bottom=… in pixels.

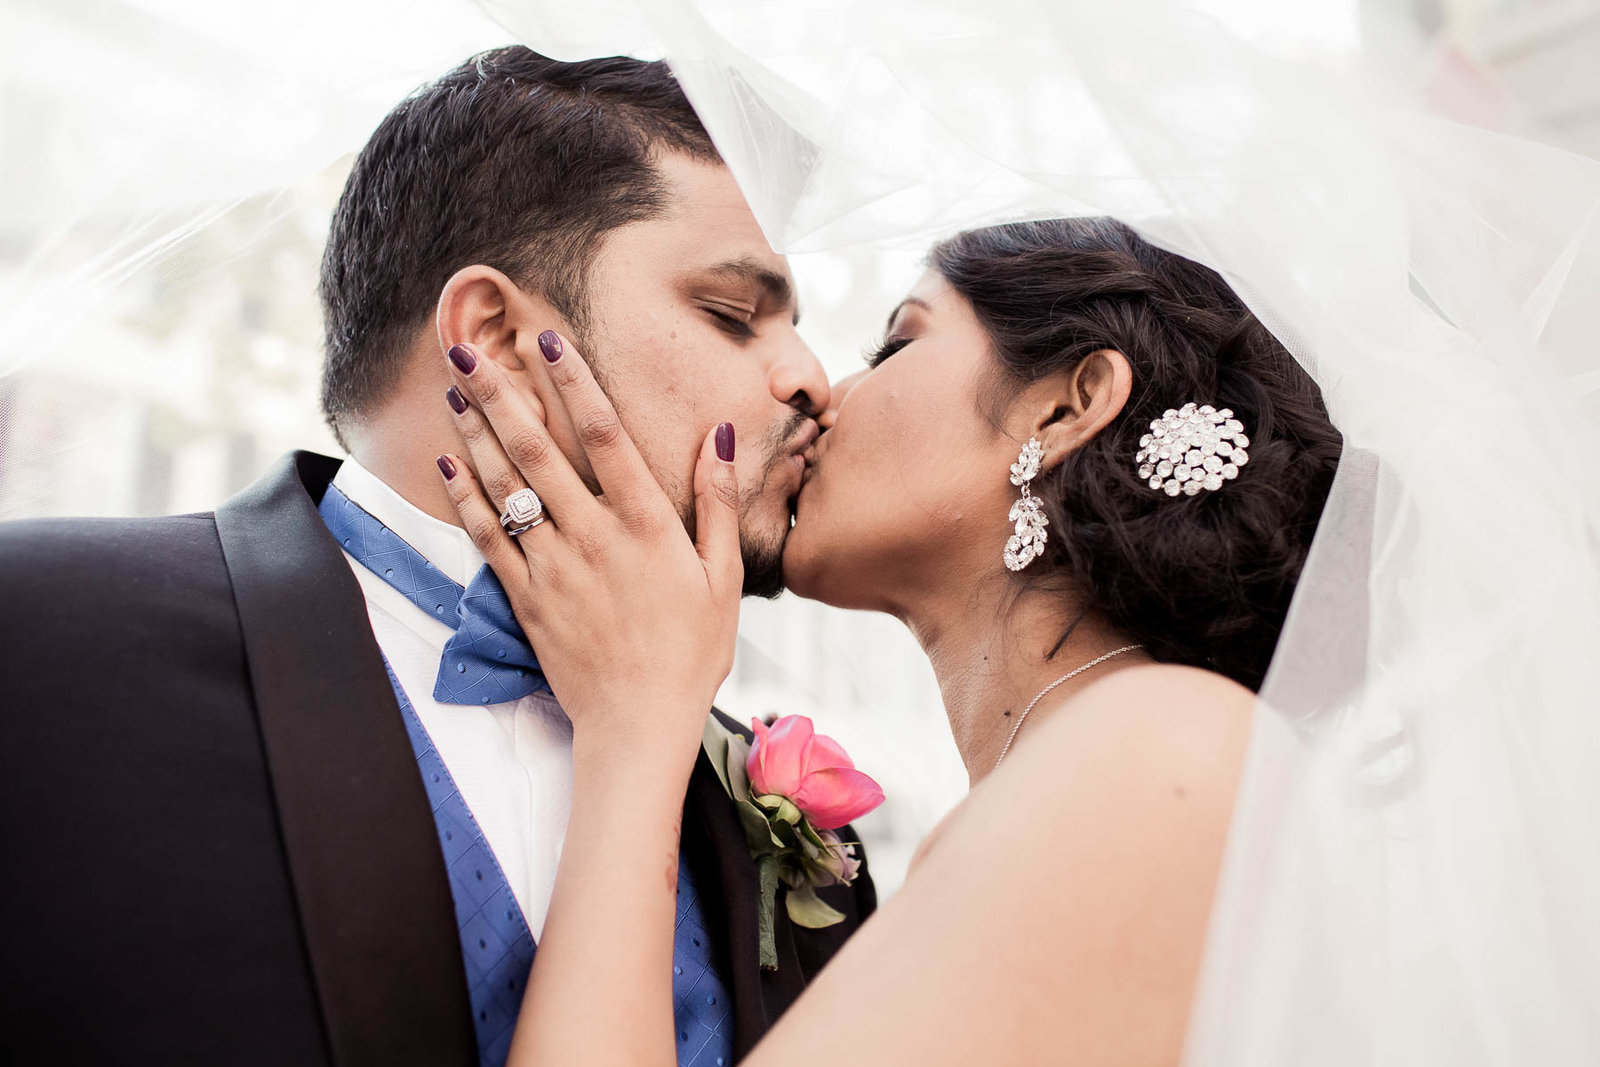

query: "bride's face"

left=783, top=269, right=1018, bottom=611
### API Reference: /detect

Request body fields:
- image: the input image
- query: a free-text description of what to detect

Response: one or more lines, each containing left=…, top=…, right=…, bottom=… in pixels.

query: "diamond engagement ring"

left=499, top=488, right=546, bottom=536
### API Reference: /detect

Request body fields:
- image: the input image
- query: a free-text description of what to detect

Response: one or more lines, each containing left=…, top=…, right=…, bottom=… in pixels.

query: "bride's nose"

left=818, top=370, right=867, bottom=431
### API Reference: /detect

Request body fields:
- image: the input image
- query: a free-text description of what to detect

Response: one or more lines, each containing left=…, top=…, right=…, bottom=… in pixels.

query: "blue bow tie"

left=318, top=483, right=548, bottom=706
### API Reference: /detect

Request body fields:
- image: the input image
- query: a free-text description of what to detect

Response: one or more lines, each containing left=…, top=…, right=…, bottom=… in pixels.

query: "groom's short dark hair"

left=318, top=46, right=719, bottom=441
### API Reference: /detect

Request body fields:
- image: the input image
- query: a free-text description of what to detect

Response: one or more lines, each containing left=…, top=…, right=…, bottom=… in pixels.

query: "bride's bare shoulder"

left=982, top=662, right=1254, bottom=813
left=915, top=663, right=1255, bottom=874
left=746, top=665, right=1257, bottom=1065
left=1059, top=659, right=1256, bottom=723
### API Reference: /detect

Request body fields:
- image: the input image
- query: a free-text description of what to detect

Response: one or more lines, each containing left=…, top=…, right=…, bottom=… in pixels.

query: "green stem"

left=756, top=852, right=780, bottom=971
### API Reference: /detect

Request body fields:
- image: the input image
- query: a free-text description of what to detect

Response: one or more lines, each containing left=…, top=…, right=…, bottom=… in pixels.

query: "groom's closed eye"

left=699, top=299, right=757, bottom=336
left=684, top=257, right=801, bottom=328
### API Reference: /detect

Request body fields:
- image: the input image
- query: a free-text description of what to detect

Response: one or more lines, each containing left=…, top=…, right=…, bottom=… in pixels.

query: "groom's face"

left=572, top=155, right=828, bottom=598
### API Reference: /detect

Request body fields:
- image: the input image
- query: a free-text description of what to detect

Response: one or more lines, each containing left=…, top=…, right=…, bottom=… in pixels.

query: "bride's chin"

left=782, top=485, right=862, bottom=606
left=779, top=530, right=819, bottom=600
left=779, top=514, right=833, bottom=604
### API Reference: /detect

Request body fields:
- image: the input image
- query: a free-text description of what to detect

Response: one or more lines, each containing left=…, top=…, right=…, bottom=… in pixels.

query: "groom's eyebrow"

left=704, top=257, right=801, bottom=325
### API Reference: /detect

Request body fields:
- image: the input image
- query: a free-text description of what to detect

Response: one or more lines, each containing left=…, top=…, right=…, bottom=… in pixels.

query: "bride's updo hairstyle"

left=933, top=218, right=1342, bottom=690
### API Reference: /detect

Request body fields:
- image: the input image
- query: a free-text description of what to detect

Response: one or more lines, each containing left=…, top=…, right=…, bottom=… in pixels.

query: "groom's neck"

left=342, top=382, right=466, bottom=530
left=350, top=442, right=463, bottom=529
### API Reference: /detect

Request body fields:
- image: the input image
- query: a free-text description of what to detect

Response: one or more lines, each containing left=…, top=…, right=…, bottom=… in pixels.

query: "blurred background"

left=1, top=0, right=1596, bottom=895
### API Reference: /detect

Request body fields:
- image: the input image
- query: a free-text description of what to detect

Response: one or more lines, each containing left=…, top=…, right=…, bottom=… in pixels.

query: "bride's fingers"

left=693, top=422, right=744, bottom=602
left=435, top=453, right=540, bottom=594
left=445, top=380, right=530, bottom=518
left=445, top=341, right=594, bottom=522
left=535, top=330, right=662, bottom=522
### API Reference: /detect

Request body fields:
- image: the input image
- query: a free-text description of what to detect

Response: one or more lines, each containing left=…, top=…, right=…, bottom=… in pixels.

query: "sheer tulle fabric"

left=491, top=3, right=1600, bottom=1060
left=5, top=1, right=1598, bottom=1061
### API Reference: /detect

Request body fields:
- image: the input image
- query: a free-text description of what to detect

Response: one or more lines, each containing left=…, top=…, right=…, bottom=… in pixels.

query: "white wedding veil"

left=483, top=1, right=1600, bottom=1060
left=5, top=0, right=1598, bottom=1061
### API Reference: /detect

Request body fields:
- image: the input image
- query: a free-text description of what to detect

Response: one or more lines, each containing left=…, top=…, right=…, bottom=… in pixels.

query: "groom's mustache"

left=671, top=410, right=816, bottom=529
left=763, top=410, right=820, bottom=479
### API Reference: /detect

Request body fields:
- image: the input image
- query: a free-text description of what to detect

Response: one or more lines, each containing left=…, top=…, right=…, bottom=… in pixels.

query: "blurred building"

left=1412, top=0, right=1600, bottom=157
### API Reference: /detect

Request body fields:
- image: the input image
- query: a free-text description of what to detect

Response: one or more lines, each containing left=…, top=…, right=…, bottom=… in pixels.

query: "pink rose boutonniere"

left=702, top=714, right=885, bottom=970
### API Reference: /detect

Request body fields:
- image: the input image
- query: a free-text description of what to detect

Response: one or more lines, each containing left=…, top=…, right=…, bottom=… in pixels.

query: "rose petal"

left=792, top=766, right=886, bottom=829
left=816, top=829, right=863, bottom=885
left=748, top=714, right=813, bottom=797
left=801, top=730, right=856, bottom=774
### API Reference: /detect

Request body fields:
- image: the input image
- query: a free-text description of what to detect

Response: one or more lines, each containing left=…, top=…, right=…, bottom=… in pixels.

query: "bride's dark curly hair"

left=933, top=218, right=1342, bottom=691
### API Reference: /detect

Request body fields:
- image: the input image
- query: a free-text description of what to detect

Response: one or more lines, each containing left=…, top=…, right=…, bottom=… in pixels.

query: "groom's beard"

left=740, top=409, right=808, bottom=600
left=672, top=411, right=802, bottom=601
left=588, top=348, right=790, bottom=599
left=740, top=525, right=787, bottom=600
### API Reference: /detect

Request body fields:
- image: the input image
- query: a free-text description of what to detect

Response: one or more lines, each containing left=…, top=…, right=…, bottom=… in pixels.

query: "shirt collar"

left=331, top=457, right=485, bottom=589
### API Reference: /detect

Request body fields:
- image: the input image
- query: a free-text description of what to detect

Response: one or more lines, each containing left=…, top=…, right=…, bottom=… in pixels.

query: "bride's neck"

left=902, top=580, right=1147, bottom=788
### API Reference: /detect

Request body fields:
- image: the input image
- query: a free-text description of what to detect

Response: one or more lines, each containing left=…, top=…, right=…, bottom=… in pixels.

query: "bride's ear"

left=435, top=265, right=565, bottom=372
left=1026, top=348, right=1133, bottom=467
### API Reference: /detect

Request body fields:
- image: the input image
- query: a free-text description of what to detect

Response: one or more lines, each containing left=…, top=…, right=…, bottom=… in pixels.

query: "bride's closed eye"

left=865, top=336, right=911, bottom=368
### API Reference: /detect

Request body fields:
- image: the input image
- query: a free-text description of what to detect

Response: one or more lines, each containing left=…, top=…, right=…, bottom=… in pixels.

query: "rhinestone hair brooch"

left=1136, top=403, right=1250, bottom=497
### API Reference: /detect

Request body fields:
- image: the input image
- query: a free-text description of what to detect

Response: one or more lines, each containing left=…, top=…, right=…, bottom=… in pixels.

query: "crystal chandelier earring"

left=1004, top=437, right=1048, bottom=572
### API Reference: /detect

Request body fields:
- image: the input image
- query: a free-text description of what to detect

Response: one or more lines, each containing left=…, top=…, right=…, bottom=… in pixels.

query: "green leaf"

left=726, top=733, right=753, bottom=799
left=735, top=799, right=785, bottom=852
left=784, top=881, right=846, bottom=930
left=754, top=794, right=803, bottom=826
left=701, top=716, right=737, bottom=800
left=776, top=855, right=808, bottom=890
left=796, top=819, right=829, bottom=853
left=793, top=850, right=835, bottom=887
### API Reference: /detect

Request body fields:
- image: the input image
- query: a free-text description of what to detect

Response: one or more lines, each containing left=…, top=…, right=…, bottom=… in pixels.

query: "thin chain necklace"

left=993, top=645, right=1145, bottom=770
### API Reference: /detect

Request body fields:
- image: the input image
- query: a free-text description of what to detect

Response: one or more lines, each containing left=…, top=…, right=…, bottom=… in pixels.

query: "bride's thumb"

left=693, top=422, right=744, bottom=596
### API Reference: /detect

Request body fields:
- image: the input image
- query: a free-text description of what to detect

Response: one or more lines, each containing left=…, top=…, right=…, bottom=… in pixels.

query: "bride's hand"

left=436, top=332, right=743, bottom=769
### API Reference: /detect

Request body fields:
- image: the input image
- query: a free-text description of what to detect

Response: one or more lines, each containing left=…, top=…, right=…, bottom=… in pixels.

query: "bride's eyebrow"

left=885, top=296, right=932, bottom=332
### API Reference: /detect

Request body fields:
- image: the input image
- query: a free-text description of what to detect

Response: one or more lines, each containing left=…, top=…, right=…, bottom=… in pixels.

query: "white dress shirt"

left=331, top=458, right=572, bottom=940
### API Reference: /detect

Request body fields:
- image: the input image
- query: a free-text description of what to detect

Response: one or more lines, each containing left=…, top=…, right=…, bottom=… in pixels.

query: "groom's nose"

left=769, top=336, right=831, bottom=418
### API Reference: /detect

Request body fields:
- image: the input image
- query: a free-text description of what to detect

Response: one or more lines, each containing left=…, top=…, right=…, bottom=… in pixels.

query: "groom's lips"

left=789, top=421, right=820, bottom=458
left=799, top=432, right=824, bottom=488
left=785, top=421, right=820, bottom=485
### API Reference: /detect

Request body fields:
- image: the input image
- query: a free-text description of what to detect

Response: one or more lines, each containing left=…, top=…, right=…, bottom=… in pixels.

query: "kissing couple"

left=0, top=45, right=1338, bottom=1066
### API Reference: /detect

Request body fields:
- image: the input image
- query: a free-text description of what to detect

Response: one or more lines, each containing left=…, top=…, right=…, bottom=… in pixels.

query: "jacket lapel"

left=215, top=451, right=475, bottom=1067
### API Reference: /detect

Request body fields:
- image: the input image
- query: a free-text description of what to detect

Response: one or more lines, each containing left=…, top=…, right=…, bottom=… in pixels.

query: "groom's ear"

left=435, top=265, right=568, bottom=373
left=1025, top=348, right=1133, bottom=469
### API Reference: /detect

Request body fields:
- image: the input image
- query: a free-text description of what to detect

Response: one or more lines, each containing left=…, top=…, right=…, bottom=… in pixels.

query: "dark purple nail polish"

left=715, top=422, right=735, bottom=463
left=445, top=386, right=469, bottom=415
left=436, top=454, right=457, bottom=481
left=538, top=330, right=563, bottom=363
left=447, top=343, right=477, bottom=375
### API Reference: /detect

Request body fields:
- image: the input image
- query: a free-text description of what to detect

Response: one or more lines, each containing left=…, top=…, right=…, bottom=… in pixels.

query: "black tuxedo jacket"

left=0, top=451, right=874, bottom=1064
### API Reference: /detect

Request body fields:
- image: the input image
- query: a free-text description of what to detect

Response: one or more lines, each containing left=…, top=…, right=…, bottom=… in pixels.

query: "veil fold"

left=485, top=1, right=1600, bottom=1060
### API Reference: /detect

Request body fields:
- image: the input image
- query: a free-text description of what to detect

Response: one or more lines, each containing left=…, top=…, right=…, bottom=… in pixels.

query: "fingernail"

left=715, top=422, right=735, bottom=462
left=436, top=455, right=457, bottom=481
left=445, top=386, right=469, bottom=415
left=447, top=343, right=477, bottom=375
left=538, top=330, right=563, bottom=363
